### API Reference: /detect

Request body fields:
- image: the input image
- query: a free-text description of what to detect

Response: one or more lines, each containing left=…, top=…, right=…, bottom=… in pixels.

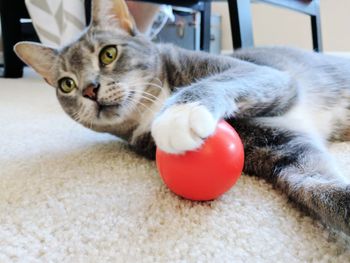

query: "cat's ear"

left=91, top=0, right=136, bottom=35
left=14, top=42, right=57, bottom=86
left=111, top=0, right=136, bottom=34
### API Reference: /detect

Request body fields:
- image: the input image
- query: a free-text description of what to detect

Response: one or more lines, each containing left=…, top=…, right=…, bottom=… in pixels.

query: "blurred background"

left=213, top=0, right=350, bottom=53
left=1, top=0, right=350, bottom=78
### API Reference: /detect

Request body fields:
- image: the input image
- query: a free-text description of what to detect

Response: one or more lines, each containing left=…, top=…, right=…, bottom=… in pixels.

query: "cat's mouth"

left=97, top=104, right=120, bottom=118
left=94, top=90, right=135, bottom=119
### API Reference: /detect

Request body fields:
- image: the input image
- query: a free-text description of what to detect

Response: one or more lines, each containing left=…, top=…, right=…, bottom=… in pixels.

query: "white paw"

left=151, top=103, right=217, bottom=154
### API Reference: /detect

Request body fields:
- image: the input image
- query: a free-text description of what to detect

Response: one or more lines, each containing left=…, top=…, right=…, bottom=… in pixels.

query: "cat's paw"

left=151, top=103, right=217, bottom=154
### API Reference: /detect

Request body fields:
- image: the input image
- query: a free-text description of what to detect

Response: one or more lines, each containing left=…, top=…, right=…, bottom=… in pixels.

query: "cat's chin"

left=91, top=115, right=124, bottom=128
left=98, top=105, right=120, bottom=119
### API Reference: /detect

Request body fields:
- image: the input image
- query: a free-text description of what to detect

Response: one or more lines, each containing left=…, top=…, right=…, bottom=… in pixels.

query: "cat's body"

left=132, top=46, right=350, bottom=157
left=14, top=0, right=350, bottom=235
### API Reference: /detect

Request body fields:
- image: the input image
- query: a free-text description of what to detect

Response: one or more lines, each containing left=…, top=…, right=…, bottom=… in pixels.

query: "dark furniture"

left=0, top=0, right=38, bottom=78
left=229, top=0, right=322, bottom=51
left=129, top=0, right=212, bottom=51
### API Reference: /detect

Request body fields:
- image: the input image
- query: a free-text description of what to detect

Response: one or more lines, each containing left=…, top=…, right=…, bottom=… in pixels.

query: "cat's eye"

left=99, top=46, right=118, bottom=66
left=59, top=78, right=77, bottom=93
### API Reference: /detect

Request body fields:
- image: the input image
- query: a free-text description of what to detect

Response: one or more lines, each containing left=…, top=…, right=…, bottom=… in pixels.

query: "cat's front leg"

left=151, top=102, right=218, bottom=154
left=151, top=65, right=295, bottom=154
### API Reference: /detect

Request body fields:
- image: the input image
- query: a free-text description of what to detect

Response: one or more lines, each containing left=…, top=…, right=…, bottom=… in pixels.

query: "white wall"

left=212, top=0, right=350, bottom=52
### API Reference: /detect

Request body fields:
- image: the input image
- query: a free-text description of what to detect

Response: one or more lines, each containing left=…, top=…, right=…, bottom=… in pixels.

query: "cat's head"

left=14, top=0, right=161, bottom=136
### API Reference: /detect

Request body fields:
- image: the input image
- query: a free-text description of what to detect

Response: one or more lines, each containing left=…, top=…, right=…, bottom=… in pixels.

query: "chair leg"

left=311, top=15, right=323, bottom=52
left=0, top=0, right=24, bottom=78
left=310, top=0, right=322, bottom=52
left=85, top=0, right=92, bottom=26
left=200, top=1, right=211, bottom=52
left=228, top=0, right=254, bottom=50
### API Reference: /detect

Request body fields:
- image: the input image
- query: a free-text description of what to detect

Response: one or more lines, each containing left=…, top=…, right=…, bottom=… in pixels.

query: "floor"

left=0, top=68, right=350, bottom=262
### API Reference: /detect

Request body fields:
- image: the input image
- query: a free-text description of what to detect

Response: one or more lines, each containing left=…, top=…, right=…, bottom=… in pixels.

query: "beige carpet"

left=1, top=69, right=350, bottom=262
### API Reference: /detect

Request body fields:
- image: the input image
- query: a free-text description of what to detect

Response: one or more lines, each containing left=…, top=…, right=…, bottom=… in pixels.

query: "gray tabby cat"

left=15, top=0, right=350, bottom=235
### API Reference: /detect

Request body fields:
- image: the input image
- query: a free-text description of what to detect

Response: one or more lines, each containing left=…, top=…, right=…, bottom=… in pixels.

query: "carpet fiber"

left=1, top=69, right=350, bottom=262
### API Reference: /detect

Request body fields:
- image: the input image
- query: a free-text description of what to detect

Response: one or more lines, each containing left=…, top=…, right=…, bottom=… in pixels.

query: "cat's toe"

left=151, top=103, right=217, bottom=154
left=189, top=104, right=217, bottom=138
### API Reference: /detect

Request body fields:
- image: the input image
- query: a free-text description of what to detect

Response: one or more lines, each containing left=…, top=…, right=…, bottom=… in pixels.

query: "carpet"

left=1, top=69, right=350, bottom=262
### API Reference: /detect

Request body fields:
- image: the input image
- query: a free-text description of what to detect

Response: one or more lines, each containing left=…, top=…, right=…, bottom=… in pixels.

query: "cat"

left=15, top=0, right=350, bottom=235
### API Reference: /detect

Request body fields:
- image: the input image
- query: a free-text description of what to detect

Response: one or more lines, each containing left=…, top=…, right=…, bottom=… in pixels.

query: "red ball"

left=156, top=120, right=244, bottom=201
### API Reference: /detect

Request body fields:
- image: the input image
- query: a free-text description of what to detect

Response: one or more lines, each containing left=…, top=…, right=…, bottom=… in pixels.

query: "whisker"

left=71, top=108, right=82, bottom=117
left=126, top=97, right=156, bottom=114
left=139, top=95, right=160, bottom=105
left=137, top=102, right=156, bottom=114
left=138, top=77, right=163, bottom=87
left=125, top=99, right=143, bottom=117
left=140, top=91, right=162, bottom=102
left=152, top=77, right=163, bottom=87
left=128, top=82, right=163, bottom=91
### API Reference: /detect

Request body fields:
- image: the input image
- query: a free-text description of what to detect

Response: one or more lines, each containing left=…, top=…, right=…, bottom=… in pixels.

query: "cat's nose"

left=83, top=83, right=100, bottom=101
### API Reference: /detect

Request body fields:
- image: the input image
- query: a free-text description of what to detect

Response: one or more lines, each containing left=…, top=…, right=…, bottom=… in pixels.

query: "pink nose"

left=83, top=83, right=100, bottom=101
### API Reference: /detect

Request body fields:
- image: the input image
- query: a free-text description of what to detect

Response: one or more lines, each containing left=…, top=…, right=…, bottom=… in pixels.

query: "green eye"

left=100, top=46, right=118, bottom=65
left=59, top=78, right=77, bottom=93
